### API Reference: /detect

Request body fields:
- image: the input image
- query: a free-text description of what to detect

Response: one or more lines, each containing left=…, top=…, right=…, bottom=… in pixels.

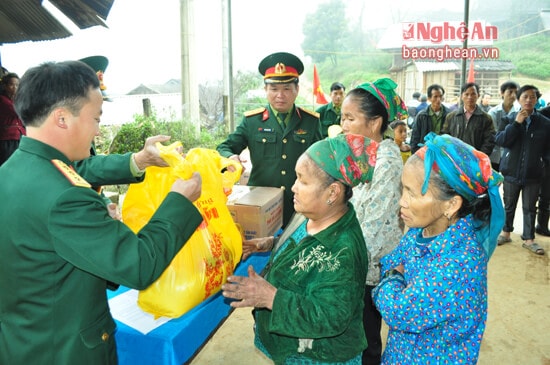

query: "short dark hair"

left=427, top=84, right=445, bottom=98
left=330, top=82, right=345, bottom=92
left=0, top=72, right=19, bottom=86
left=500, top=81, right=519, bottom=94
left=517, top=84, right=541, bottom=100
left=461, top=82, right=480, bottom=94
left=412, top=91, right=421, bottom=99
left=14, top=61, right=101, bottom=127
left=389, top=120, right=406, bottom=130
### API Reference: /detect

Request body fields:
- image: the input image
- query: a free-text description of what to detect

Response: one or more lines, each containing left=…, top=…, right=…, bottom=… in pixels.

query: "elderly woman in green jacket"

left=223, top=134, right=379, bottom=364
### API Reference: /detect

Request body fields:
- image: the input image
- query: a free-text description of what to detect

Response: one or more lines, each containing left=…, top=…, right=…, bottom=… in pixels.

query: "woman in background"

left=0, top=72, right=25, bottom=165
left=340, top=78, right=407, bottom=365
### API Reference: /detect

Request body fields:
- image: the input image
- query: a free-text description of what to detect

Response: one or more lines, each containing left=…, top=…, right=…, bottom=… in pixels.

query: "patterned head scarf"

left=416, top=132, right=505, bottom=258
left=357, top=78, right=408, bottom=121
left=306, top=134, right=378, bottom=187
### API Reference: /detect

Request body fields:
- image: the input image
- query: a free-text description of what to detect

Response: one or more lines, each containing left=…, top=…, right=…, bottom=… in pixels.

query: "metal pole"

left=460, top=0, right=470, bottom=93
left=222, top=0, right=235, bottom=132
left=180, top=0, right=200, bottom=136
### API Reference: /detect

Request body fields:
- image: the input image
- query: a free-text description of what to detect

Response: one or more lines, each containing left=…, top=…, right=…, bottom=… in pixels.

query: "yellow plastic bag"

left=122, top=142, right=243, bottom=318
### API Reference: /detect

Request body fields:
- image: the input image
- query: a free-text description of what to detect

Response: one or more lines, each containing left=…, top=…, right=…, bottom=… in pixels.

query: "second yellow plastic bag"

left=122, top=142, right=243, bottom=318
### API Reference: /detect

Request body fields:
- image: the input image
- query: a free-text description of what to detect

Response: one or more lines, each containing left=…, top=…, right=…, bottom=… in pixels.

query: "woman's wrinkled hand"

left=242, top=236, right=274, bottom=260
left=222, top=265, right=277, bottom=309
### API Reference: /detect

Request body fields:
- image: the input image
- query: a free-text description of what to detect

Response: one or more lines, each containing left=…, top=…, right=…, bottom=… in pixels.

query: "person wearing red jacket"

left=0, top=72, right=26, bottom=165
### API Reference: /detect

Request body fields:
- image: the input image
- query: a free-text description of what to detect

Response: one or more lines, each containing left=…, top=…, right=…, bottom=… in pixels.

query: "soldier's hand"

left=227, top=154, right=246, bottom=172
left=107, top=203, right=122, bottom=221
left=133, top=135, right=171, bottom=169
left=171, top=172, right=202, bottom=202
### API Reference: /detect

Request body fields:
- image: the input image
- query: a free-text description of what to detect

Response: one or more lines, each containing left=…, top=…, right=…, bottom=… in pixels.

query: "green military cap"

left=78, top=55, right=111, bottom=101
left=258, top=52, right=304, bottom=84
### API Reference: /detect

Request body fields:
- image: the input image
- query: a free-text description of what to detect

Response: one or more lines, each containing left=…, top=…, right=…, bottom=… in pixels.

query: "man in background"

left=441, top=82, right=495, bottom=157
left=410, top=84, right=449, bottom=153
left=479, top=93, right=492, bottom=112
left=316, top=82, right=345, bottom=138
left=488, top=81, right=520, bottom=171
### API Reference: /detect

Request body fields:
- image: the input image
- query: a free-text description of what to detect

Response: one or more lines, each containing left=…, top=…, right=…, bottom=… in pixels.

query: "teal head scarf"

left=416, top=132, right=505, bottom=258
left=357, top=78, right=408, bottom=121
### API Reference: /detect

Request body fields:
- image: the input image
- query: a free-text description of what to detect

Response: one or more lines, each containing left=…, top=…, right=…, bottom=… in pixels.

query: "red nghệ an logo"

left=400, top=21, right=499, bottom=61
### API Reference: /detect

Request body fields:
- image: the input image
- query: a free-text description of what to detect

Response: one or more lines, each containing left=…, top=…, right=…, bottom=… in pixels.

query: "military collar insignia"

left=51, top=159, right=91, bottom=188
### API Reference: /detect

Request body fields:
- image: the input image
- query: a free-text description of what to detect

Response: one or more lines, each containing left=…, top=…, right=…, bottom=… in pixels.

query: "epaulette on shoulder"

left=298, top=107, right=320, bottom=118
left=244, top=107, right=266, bottom=117
left=51, top=159, right=91, bottom=188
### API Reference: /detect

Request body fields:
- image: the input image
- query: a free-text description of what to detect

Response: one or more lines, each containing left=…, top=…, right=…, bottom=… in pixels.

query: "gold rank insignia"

left=51, top=159, right=92, bottom=188
left=244, top=107, right=266, bottom=117
left=297, top=107, right=320, bottom=119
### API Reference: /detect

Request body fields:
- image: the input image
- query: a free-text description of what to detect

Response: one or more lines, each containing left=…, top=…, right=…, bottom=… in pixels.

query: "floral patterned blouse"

left=373, top=215, right=488, bottom=364
left=351, top=138, right=403, bottom=286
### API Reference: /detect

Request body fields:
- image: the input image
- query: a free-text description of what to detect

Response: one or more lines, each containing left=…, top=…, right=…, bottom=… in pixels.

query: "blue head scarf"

left=416, top=132, right=504, bottom=258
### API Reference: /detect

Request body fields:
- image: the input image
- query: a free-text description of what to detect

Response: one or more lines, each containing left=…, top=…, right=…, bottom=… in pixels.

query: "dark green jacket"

left=316, top=102, right=341, bottom=138
left=217, top=105, right=321, bottom=227
left=255, top=205, right=368, bottom=364
left=0, top=137, right=203, bottom=364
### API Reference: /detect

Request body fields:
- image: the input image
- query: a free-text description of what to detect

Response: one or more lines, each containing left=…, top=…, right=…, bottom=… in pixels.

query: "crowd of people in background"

left=1, top=52, right=549, bottom=365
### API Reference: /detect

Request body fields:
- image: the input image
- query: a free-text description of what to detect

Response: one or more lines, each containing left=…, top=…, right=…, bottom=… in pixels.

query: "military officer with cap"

left=79, top=55, right=111, bottom=101
left=217, top=52, right=322, bottom=227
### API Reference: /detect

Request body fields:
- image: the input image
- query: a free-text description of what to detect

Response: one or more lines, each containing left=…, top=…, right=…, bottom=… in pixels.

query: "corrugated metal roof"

left=415, top=62, right=459, bottom=72
left=413, top=60, right=515, bottom=72
left=0, top=0, right=114, bottom=44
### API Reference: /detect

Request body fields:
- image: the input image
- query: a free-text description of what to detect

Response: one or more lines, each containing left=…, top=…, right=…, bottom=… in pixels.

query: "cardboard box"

left=227, top=186, right=283, bottom=240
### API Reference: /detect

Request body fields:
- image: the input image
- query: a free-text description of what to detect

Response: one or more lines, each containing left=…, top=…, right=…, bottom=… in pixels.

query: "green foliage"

left=497, top=34, right=550, bottom=79
left=108, top=115, right=155, bottom=154
left=314, top=53, right=392, bottom=93
left=302, top=0, right=348, bottom=65
left=101, top=113, right=227, bottom=157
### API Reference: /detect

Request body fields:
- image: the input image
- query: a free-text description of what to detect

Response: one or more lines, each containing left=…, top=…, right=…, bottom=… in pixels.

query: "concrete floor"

left=190, top=203, right=550, bottom=365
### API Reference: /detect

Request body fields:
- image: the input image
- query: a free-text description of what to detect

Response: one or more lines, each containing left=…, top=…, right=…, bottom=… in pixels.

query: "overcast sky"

left=1, top=0, right=477, bottom=94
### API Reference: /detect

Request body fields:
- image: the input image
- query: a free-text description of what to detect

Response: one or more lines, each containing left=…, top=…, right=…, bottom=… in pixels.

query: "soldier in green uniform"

left=217, top=52, right=322, bottom=227
left=316, top=82, right=346, bottom=138
left=0, top=60, right=203, bottom=364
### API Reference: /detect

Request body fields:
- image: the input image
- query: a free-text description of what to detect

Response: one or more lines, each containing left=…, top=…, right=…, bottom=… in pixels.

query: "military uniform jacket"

left=316, top=102, right=340, bottom=138
left=0, top=137, right=203, bottom=365
left=217, top=105, right=321, bottom=226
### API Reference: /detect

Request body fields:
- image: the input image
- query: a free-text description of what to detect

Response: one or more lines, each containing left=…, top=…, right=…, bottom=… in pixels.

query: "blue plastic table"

left=107, top=253, right=270, bottom=365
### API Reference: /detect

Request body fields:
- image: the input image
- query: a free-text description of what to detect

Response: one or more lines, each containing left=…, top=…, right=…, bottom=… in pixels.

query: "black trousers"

left=362, top=285, right=382, bottom=365
left=503, top=180, right=541, bottom=240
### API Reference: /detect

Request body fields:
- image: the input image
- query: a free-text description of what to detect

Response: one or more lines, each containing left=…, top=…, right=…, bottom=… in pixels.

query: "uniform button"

left=281, top=170, right=286, bottom=175
left=262, top=138, right=267, bottom=143
left=281, top=186, right=286, bottom=190
left=282, top=139, right=287, bottom=143
left=301, top=139, right=305, bottom=144
left=101, top=332, right=109, bottom=342
left=282, top=154, right=287, bottom=159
